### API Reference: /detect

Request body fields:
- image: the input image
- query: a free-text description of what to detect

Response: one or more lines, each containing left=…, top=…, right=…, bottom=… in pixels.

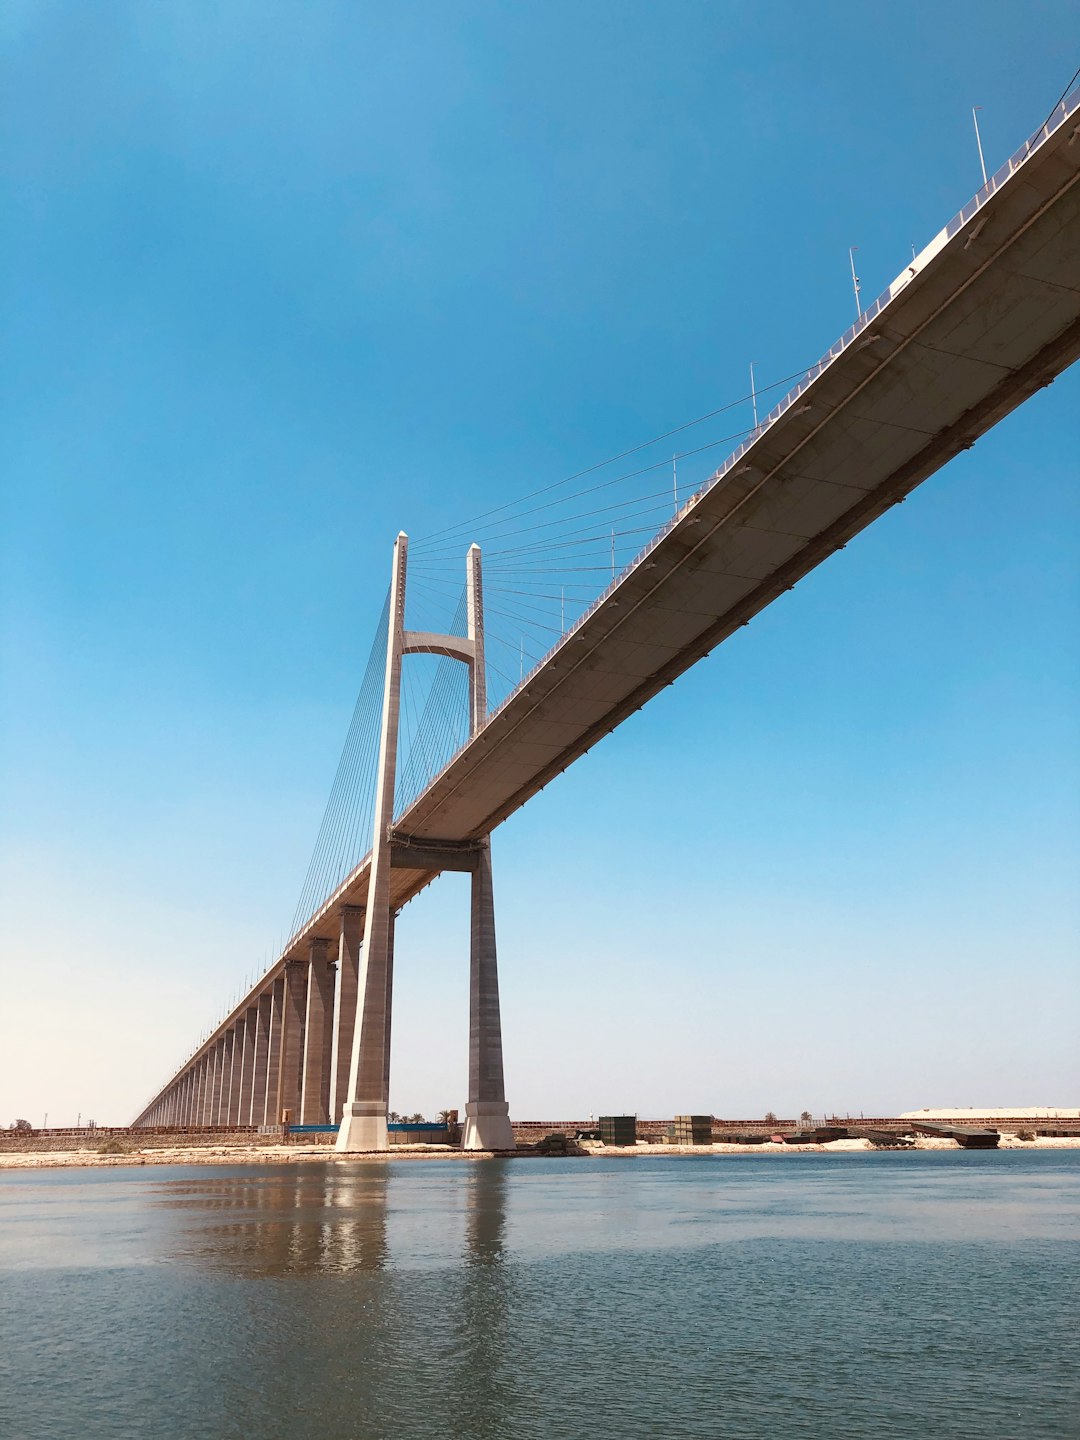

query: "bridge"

left=133, top=90, right=1080, bottom=1147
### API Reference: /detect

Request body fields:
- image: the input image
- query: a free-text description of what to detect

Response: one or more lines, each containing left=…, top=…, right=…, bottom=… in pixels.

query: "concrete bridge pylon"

left=336, top=534, right=514, bottom=1152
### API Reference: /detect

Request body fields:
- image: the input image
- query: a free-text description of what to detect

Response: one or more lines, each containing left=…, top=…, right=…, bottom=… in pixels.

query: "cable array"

left=406, top=364, right=821, bottom=713
left=394, top=585, right=472, bottom=819
left=288, top=589, right=391, bottom=939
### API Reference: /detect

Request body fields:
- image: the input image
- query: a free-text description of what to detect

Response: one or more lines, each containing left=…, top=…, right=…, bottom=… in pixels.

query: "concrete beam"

left=390, top=839, right=479, bottom=873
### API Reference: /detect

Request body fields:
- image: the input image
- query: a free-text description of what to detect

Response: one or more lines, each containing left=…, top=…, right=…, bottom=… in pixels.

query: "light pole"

left=848, top=246, right=861, bottom=318
left=972, top=106, right=988, bottom=188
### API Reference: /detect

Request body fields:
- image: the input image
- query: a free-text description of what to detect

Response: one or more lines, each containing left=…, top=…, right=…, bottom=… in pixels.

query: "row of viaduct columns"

left=139, top=534, right=514, bottom=1151
left=140, top=920, right=362, bottom=1130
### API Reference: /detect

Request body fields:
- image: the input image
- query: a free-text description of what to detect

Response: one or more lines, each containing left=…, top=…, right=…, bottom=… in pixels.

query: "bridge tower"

left=335, top=533, right=514, bottom=1152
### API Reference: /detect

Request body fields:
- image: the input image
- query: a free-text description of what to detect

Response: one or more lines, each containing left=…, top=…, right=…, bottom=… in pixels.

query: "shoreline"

left=2, top=1134, right=1078, bottom=1171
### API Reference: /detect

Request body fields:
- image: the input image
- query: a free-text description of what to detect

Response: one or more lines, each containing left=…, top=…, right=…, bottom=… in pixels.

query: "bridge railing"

left=473, top=86, right=1080, bottom=743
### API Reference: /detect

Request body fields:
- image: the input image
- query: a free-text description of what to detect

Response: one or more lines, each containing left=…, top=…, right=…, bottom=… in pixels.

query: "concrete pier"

left=237, top=1006, right=256, bottom=1125
left=301, top=938, right=333, bottom=1123
left=337, top=535, right=408, bottom=1153
left=330, top=906, right=361, bottom=1124
left=263, top=976, right=285, bottom=1126
left=250, top=993, right=272, bottom=1126
left=276, top=960, right=306, bottom=1125
left=463, top=839, right=514, bottom=1150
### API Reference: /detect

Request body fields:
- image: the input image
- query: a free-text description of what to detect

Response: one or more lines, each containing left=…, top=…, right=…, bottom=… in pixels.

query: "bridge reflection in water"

left=147, top=1160, right=517, bottom=1436
left=154, top=1160, right=513, bottom=1279
left=151, top=1164, right=397, bottom=1276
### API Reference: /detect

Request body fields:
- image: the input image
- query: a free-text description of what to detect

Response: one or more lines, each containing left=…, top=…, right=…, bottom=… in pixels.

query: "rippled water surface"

left=1, top=1151, right=1078, bottom=1439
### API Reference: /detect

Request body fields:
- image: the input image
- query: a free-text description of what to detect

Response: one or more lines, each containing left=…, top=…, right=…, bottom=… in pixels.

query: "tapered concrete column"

left=225, top=1020, right=244, bottom=1125
left=215, top=1032, right=229, bottom=1126
left=203, top=1053, right=215, bottom=1124
left=383, top=919, right=395, bottom=1102
left=462, top=838, right=514, bottom=1150
left=197, top=1055, right=211, bottom=1125
left=330, top=907, right=362, bottom=1124
left=181, top=1070, right=194, bottom=1125
left=301, top=938, right=334, bottom=1124
left=216, top=1039, right=228, bottom=1124
left=220, top=1032, right=236, bottom=1125
left=338, top=533, right=408, bottom=1154
left=264, top=976, right=286, bottom=1126
left=276, top=961, right=307, bottom=1126
left=462, top=545, right=514, bottom=1151
left=238, top=1005, right=257, bottom=1125
left=192, top=1059, right=205, bottom=1125
left=251, top=991, right=273, bottom=1126
left=205, top=1046, right=220, bottom=1126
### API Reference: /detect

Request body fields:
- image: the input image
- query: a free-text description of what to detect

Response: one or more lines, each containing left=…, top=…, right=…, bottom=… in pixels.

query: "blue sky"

left=2, top=2, right=1078, bottom=1125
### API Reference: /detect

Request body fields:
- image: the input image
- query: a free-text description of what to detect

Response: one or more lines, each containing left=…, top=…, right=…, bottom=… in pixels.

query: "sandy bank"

left=2, top=1135, right=1078, bottom=1170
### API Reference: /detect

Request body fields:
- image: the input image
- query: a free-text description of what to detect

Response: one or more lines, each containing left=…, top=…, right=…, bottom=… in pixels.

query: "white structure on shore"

left=900, top=1108, right=1080, bottom=1121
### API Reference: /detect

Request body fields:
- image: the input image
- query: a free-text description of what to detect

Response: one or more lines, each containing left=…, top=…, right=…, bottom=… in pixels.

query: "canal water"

left=1, top=1150, right=1077, bottom=1439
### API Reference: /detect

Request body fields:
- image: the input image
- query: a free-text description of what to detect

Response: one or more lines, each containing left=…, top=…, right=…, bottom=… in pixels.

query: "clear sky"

left=2, top=2, right=1078, bottom=1127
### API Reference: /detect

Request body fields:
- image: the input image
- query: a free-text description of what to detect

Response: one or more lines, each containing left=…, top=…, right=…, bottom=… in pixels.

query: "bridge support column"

left=338, top=533, right=408, bottom=1154
left=263, top=975, right=285, bottom=1126
left=216, top=1033, right=233, bottom=1125
left=204, top=1051, right=216, bottom=1125
left=301, top=938, right=333, bottom=1124
left=251, top=991, right=273, bottom=1126
left=331, top=906, right=362, bottom=1124
left=208, top=1040, right=224, bottom=1125
left=461, top=544, right=514, bottom=1151
left=224, top=1032, right=237, bottom=1123
left=192, top=1059, right=204, bottom=1125
left=218, top=1036, right=231, bottom=1124
left=237, top=1005, right=257, bottom=1125
left=275, top=961, right=306, bottom=1126
left=463, top=838, right=514, bottom=1151
left=200, top=1059, right=213, bottom=1123
left=234, top=1024, right=247, bottom=1119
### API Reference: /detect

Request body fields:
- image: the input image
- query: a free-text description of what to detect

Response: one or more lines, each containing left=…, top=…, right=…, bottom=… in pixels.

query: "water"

left=1, top=1151, right=1078, bottom=1439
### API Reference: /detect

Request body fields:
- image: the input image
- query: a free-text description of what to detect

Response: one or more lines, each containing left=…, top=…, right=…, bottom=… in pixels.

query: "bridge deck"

left=300, top=91, right=1080, bottom=946
left=135, top=92, right=1080, bottom=1119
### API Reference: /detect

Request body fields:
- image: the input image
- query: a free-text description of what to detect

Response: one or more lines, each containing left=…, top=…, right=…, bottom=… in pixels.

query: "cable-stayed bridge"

left=134, top=90, right=1080, bottom=1147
